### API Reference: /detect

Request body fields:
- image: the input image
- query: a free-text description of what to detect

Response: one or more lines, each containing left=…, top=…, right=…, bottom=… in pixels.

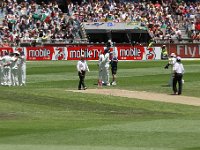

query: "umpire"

left=172, top=56, right=185, bottom=95
left=77, top=54, right=89, bottom=90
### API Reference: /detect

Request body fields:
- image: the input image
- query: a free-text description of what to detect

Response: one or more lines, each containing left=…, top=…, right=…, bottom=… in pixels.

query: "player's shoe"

left=106, top=83, right=110, bottom=86
left=112, top=81, right=117, bottom=85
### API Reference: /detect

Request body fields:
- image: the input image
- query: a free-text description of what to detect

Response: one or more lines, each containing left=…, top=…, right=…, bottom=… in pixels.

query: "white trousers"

left=11, top=68, right=19, bottom=86
left=18, top=65, right=26, bottom=86
left=98, top=66, right=103, bottom=81
left=102, top=66, right=109, bottom=84
left=3, top=67, right=11, bottom=86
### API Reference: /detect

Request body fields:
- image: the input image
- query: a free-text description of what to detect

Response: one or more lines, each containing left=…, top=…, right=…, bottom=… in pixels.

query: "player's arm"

left=164, top=58, right=172, bottom=69
left=3, top=61, right=11, bottom=67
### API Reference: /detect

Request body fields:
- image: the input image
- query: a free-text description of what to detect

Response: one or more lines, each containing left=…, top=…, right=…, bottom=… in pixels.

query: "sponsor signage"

left=0, top=44, right=199, bottom=60
left=0, top=47, right=13, bottom=56
left=26, top=47, right=53, bottom=60
left=26, top=47, right=68, bottom=60
left=174, top=44, right=200, bottom=58
left=164, top=44, right=200, bottom=58
left=67, top=46, right=104, bottom=60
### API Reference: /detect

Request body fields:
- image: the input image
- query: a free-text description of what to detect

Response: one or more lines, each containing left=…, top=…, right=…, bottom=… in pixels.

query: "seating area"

left=0, top=0, right=83, bottom=47
left=0, top=0, right=199, bottom=46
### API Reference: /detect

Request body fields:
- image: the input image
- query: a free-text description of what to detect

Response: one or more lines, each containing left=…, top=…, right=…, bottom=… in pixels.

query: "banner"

left=1, top=44, right=199, bottom=60
left=117, top=46, right=161, bottom=60
left=0, top=47, right=13, bottom=56
left=0, top=46, right=162, bottom=61
left=67, top=46, right=104, bottom=60
left=26, top=47, right=53, bottom=60
left=169, top=44, right=200, bottom=58
left=26, top=47, right=68, bottom=60
left=117, top=45, right=144, bottom=60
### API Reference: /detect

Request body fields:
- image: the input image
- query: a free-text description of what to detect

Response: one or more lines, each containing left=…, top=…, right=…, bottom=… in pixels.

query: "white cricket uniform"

left=0, top=57, right=3, bottom=85
left=168, top=57, right=177, bottom=86
left=169, top=57, right=176, bottom=70
left=102, top=52, right=110, bottom=85
left=18, top=55, right=26, bottom=86
left=2, top=55, right=11, bottom=86
left=10, top=56, right=19, bottom=86
left=98, top=53, right=104, bottom=81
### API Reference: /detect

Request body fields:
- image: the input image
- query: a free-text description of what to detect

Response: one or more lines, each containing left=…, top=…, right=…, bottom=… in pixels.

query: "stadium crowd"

left=0, top=0, right=82, bottom=47
left=0, top=0, right=199, bottom=46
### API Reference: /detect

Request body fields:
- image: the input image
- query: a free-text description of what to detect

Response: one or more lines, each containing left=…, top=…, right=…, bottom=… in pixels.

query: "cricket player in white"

left=102, top=49, right=110, bottom=86
left=2, top=52, right=11, bottom=86
left=164, top=53, right=177, bottom=86
left=10, top=52, right=19, bottom=86
left=18, top=51, right=26, bottom=86
left=98, top=50, right=104, bottom=86
left=0, top=56, right=3, bottom=85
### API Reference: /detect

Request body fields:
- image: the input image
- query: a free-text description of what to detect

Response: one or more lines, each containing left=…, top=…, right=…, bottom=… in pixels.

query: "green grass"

left=0, top=60, right=200, bottom=150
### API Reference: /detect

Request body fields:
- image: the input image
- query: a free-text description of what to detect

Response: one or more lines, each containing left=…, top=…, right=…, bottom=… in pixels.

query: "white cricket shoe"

left=106, top=83, right=110, bottom=86
left=112, top=81, right=117, bottom=85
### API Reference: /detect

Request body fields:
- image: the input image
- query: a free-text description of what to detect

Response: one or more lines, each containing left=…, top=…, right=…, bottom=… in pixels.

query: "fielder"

left=10, top=52, right=19, bottom=86
left=164, top=53, right=177, bottom=86
left=18, top=51, right=26, bottom=86
left=2, top=52, right=11, bottom=86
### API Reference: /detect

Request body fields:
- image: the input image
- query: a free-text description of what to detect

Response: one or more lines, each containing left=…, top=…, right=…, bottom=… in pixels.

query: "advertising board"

left=1, top=44, right=200, bottom=60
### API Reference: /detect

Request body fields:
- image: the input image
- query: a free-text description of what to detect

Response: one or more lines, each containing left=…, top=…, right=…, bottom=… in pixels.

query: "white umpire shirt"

left=77, top=60, right=89, bottom=72
left=173, top=62, right=184, bottom=74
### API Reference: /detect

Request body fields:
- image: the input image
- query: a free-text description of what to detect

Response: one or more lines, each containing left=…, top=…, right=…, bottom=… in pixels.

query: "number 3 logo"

left=146, top=47, right=156, bottom=60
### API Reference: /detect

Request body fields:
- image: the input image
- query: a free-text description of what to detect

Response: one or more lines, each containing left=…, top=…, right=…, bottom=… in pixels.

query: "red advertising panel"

left=67, top=46, right=104, bottom=60
left=26, top=47, right=68, bottom=60
left=169, top=44, right=200, bottom=58
left=1, top=44, right=199, bottom=61
left=0, top=47, right=14, bottom=56
left=52, top=47, right=68, bottom=60
left=117, top=45, right=145, bottom=60
left=26, top=47, right=53, bottom=60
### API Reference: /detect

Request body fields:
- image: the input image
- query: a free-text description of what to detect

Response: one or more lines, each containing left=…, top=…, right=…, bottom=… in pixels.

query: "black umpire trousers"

left=78, top=71, right=86, bottom=89
left=173, top=73, right=183, bottom=95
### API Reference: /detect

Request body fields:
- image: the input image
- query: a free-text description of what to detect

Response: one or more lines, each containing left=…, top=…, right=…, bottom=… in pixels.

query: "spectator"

left=0, top=0, right=199, bottom=45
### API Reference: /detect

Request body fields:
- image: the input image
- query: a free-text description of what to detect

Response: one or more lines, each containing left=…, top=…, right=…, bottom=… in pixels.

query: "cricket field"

left=0, top=60, right=200, bottom=150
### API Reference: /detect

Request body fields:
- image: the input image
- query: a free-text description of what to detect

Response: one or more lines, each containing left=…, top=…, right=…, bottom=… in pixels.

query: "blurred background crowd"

left=0, top=0, right=199, bottom=47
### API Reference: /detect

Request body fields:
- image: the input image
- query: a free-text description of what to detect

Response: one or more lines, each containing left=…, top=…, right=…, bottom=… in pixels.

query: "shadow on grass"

left=182, top=147, right=200, bottom=150
left=161, top=84, right=171, bottom=87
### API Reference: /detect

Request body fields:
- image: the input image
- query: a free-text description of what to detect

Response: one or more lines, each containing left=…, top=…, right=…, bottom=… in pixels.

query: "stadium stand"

left=0, top=0, right=199, bottom=46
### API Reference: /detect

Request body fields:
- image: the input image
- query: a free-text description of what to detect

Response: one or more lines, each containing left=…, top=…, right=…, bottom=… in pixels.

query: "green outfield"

left=0, top=60, right=200, bottom=150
